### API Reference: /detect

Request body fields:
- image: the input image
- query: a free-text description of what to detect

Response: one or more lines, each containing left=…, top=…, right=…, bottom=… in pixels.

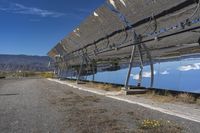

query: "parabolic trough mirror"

left=48, top=0, right=200, bottom=94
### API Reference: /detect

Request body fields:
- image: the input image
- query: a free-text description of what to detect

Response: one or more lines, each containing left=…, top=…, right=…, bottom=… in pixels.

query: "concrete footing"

left=76, top=81, right=86, bottom=84
left=121, top=88, right=148, bottom=95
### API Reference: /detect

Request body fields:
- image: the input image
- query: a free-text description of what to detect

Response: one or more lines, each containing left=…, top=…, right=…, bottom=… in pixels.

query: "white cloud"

left=131, top=71, right=156, bottom=80
left=160, top=70, right=169, bottom=75
left=178, top=63, right=200, bottom=71
left=0, top=3, right=65, bottom=18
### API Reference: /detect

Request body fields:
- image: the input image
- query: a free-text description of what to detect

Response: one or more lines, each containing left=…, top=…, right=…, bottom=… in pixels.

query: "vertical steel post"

left=76, top=58, right=84, bottom=84
left=142, top=43, right=154, bottom=88
left=124, top=45, right=136, bottom=90
left=58, top=68, right=61, bottom=79
left=124, top=31, right=140, bottom=90
left=137, top=45, right=144, bottom=87
left=92, top=62, right=95, bottom=81
left=77, top=49, right=89, bottom=83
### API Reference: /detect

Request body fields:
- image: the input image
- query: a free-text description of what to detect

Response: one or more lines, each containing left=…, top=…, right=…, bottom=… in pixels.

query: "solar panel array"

left=48, top=0, right=200, bottom=70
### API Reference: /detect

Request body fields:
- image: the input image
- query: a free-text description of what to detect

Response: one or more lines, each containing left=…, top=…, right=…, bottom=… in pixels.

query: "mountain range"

left=0, top=54, right=52, bottom=72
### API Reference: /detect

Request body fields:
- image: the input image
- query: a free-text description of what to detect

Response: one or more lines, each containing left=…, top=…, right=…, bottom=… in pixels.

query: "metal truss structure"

left=48, top=0, right=200, bottom=89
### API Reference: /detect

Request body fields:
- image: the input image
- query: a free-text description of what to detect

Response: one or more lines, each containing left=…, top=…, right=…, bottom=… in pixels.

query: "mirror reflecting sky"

left=82, top=53, right=200, bottom=94
left=61, top=41, right=200, bottom=94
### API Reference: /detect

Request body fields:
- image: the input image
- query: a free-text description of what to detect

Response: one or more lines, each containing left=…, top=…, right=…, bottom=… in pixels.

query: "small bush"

left=137, top=119, right=183, bottom=133
left=140, top=119, right=161, bottom=129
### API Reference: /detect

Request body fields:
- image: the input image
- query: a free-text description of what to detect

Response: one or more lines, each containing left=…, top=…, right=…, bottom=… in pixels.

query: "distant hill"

left=0, top=54, right=52, bottom=72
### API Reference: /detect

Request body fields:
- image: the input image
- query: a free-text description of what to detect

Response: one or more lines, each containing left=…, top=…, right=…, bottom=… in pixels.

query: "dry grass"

left=196, top=98, right=200, bottom=105
left=176, top=93, right=196, bottom=104
left=0, top=71, right=55, bottom=78
left=65, top=79, right=76, bottom=83
left=144, top=91, right=175, bottom=103
left=62, top=79, right=121, bottom=92
left=83, top=82, right=121, bottom=92
left=66, top=79, right=200, bottom=105
left=40, top=72, right=55, bottom=78
left=144, top=90, right=198, bottom=105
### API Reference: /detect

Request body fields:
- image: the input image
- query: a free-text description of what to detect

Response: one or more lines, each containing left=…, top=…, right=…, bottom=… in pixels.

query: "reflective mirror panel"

left=49, top=1, right=200, bottom=93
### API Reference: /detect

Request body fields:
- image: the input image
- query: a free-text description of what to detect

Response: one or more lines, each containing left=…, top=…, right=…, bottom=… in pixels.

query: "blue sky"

left=0, top=0, right=105, bottom=56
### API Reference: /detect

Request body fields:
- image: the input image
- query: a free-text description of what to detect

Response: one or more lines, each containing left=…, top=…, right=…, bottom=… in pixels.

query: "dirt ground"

left=0, top=78, right=199, bottom=133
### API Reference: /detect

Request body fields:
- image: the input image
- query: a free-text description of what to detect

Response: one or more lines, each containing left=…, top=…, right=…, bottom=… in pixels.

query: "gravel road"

left=0, top=78, right=199, bottom=133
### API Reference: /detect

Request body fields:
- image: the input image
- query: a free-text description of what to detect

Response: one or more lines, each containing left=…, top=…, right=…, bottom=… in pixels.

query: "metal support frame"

left=49, top=1, right=200, bottom=91
left=76, top=50, right=90, bottom=84
left=91, top=61, right=96, bottom=81
left=124, top=44, right=136, bottom=89
left=106, top=2, right=147, bottom=90
left=124, top=32, right=143, bottom=90
left=54, top=55, right=62, bottom=79
left=137, top=45, right=144, bottom=87
left=66, top=1, right=156, bottom=88
left=76, top=57, right=84, bottom=84
left=141, top=43, right=154, bottom=88
left=124, top=41, right=154, bottom=89
left=57, top=68, right=61, bottom=78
